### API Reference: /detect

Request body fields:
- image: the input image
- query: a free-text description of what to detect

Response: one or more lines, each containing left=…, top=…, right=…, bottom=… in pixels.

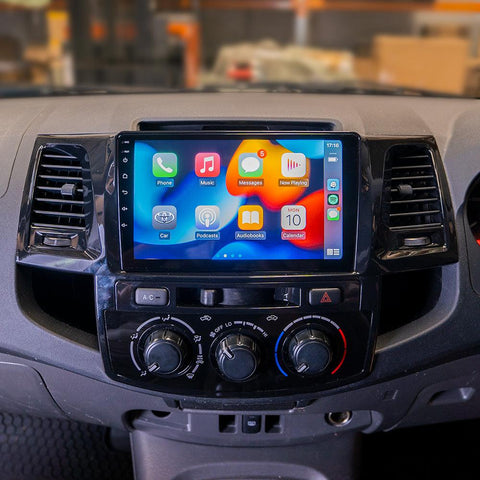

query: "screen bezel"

left=117, top=131, right=360, bottom=274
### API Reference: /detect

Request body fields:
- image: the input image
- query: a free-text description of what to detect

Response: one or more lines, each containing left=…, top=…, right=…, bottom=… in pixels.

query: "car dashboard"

left=2, top=92, right=480, bottom=479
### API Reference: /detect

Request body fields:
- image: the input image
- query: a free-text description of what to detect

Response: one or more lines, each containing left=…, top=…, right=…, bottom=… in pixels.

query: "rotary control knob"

left=288, top=328, right=332, bottom=376
left=215, top=333, right=260, bottom=382
left=143, top=329, right=190, bottom=375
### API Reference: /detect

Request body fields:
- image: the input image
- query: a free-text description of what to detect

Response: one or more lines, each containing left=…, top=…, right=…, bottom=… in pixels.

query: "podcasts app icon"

left=195, top=206, right=220, bottom=230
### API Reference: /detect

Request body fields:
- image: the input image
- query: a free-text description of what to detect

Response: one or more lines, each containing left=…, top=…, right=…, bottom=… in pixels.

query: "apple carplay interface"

left=119, top=133, right=357, bottom=270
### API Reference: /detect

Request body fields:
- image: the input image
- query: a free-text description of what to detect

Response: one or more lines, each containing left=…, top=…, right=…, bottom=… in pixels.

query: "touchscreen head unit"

left=117, top=132, right=359, bottom=272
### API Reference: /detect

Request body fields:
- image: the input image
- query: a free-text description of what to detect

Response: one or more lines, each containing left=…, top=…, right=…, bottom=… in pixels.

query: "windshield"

left=0, top=1, right=478, bottom=97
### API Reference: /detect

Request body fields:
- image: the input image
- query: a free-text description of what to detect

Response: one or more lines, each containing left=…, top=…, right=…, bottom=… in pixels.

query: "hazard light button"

left=308, top=288, right=342, bottom=306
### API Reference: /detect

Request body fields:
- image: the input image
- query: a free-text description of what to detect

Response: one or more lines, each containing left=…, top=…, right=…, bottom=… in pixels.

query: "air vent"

left=384, top=145, right=442, bottom=231
left=29, top=144, right=93, bottom=249
left=466, top=175, right=480, bottom=246
left=380, top=144, right=449, bottom=258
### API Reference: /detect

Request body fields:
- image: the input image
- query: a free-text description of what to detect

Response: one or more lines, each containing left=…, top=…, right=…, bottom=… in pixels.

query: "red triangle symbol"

left=320, top=292, right=332, bottom=303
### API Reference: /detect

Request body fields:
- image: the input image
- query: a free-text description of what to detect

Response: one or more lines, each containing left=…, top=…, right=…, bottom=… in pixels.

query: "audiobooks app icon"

left=238, top=205, right=263, bottom=230
left=281, top=153, right=306, bottom=178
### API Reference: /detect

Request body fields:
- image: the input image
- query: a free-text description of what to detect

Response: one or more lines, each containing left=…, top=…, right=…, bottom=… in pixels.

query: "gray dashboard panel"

left=0, top=100, right=45, bottom=198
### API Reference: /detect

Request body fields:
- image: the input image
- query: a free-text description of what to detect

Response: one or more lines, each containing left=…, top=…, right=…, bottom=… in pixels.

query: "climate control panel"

left=102, top=278, right=377, bottom=398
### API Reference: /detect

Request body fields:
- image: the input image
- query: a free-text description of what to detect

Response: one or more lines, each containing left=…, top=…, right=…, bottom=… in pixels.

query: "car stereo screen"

left=130, top=137, right=345, bottom=262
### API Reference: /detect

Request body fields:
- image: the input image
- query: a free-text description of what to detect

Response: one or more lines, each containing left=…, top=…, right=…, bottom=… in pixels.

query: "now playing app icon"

left=281, top=153, right=306, bottom=178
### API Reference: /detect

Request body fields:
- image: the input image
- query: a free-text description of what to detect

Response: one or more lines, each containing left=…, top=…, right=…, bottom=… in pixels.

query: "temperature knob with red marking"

left=287, top=328, right=332, bottom=376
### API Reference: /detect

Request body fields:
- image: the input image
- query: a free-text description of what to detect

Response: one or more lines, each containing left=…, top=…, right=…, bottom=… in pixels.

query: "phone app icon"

left=281, top=205, right=306, bottom=231
left=327, top=208, right=340, bottom=221
left=327, top=178, right=340, bottom=191
left=238, top=205, right=263, bottom=230
left=195, top=153, right=220, bottom=177
left=152, top=205, right=177, bottom=230
left=153, top=153, right=178, bottom=178
left=327, top=194, right=339, bottom=205
left=281, top=153, right=306, bottom=178
left=238, top=153, right=263, bottom=177
left=195, top=206, right=220, bottom=230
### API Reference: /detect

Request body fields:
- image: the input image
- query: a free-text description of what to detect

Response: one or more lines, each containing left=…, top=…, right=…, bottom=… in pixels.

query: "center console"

left=99, top=131, right=378, bottom=402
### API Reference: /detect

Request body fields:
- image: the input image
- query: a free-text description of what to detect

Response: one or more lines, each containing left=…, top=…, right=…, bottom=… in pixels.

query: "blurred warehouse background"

left=0, top=0, right=480, bottom=96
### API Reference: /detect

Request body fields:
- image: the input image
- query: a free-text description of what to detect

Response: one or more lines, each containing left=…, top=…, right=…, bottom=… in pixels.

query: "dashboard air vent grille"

left=30, top=144, right=93, bottom=234
left=467, top=175, right=480, bottom=246
left=383, top=145, right=443, bottom=232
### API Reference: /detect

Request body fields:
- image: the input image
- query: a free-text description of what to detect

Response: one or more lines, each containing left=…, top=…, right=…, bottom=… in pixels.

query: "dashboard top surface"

left=0, top=92, right=475, bottom=136
left=0, top=92, right=477, bottom=207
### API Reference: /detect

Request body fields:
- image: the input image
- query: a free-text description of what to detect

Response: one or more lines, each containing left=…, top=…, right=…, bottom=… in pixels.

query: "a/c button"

left=135, top=288, right=169, bottom=306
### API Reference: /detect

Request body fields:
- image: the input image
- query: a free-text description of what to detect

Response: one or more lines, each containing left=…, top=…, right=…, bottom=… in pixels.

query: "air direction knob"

left=143, top=329, right=190, bottom=375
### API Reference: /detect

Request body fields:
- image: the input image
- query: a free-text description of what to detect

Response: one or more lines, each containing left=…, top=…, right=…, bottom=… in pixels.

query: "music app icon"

left=195, top=152, right=221, bottom=177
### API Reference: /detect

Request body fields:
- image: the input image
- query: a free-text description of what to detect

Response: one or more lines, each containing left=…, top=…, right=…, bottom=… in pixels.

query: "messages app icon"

left=238, top=153, right=263, bottom=177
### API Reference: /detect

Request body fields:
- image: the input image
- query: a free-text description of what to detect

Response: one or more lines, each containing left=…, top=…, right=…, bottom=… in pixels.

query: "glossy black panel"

left=102, top=276, right=377, bottom=398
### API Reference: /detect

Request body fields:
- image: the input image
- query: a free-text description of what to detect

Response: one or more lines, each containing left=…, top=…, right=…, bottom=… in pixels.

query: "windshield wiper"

left=198, top=81, right=462, bottom=98
left=0, top=82, right=465, bottom=99
left=0, top=85, right=180, bottom=99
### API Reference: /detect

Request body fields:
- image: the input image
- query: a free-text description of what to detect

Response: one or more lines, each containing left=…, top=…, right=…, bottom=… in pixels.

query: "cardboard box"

left=465, top=58, right=480, bottom=97
left=47, top=10, right=69, bottom=59
left=354, top=56, right=378, bottom=82
left=373, top=35, right=469, bottom=94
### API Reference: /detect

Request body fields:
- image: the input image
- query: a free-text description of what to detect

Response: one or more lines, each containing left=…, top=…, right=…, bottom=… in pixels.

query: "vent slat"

left=35, top=197, right=88, bottom=206
left=391, top=175, right=436, bottom=181
left=36, top=186, right=84, bottom=194
left=42, top=153, right=80, bottom=162
left=391, top=164, right=432, bottom=171
left=30, top=145, right=93, bottom=238
left=390, top=223, right=443, bottom=232
left=42, top=154, right=78, bottom=160
left=33, top=210, right=88, bottom=218
left=40, top=164, right=83, bottom=171
left=390, top=197, right=439, bottom=205
left=390, top=210, right=441, bottom=218
left=391, top=186, right=437, bottom=193
left=394, top=154, right=431, bottom=160
left=38, top=174, right=83, bottom=182
left=31, top=222, right=86, bottom=231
